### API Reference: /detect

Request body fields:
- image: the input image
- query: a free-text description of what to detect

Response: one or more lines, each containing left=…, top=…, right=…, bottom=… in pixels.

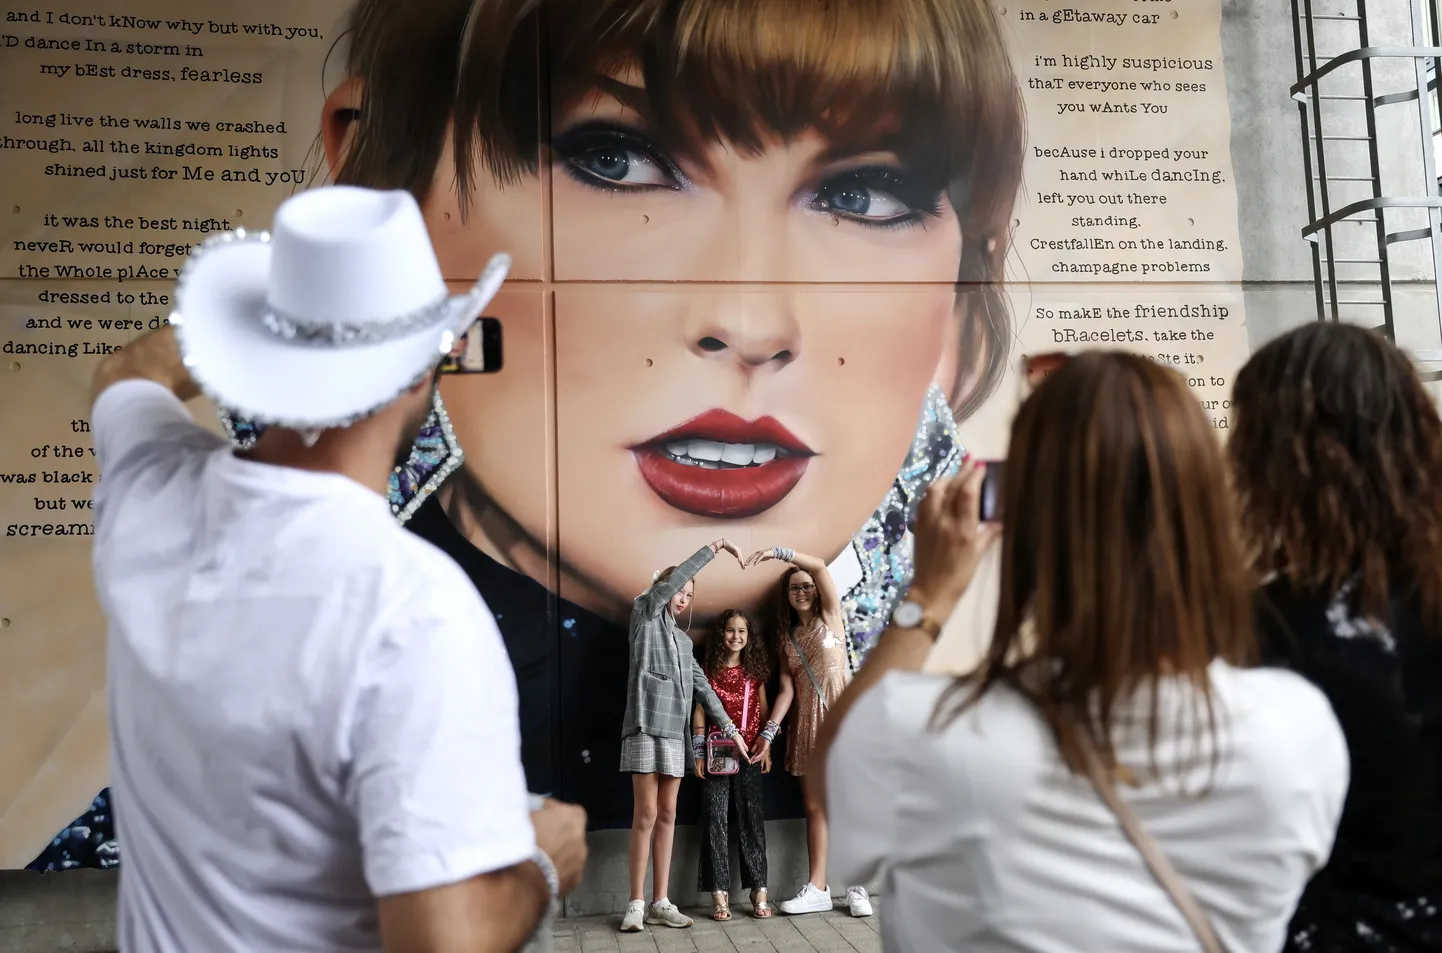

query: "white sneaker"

left=620, top=899, right=646, bottom=932
left=847, top=886, right=874, bottom=918
left=777, top=883, right=834, bottom=915
left=646, top=898, right=694, bottom=928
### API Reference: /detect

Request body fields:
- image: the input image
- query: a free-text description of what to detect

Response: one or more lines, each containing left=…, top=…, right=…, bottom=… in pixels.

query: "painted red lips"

left=632, top=410, right=815, bottom=519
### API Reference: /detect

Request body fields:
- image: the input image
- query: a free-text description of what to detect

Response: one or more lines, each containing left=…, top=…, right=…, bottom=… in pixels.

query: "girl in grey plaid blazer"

left=619, top=539, right=750, bottom=933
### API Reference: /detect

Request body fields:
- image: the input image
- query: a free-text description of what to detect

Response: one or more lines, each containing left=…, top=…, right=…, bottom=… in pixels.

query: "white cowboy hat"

left=171, top=185, right=510, bottom=429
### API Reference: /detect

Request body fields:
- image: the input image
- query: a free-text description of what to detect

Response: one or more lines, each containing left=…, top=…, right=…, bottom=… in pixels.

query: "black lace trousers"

left=697, top=759, right=768, bottom=893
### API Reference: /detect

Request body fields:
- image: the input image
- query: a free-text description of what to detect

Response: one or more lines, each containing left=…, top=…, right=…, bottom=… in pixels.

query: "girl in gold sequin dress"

left=743, top=547, right=873, bottom=919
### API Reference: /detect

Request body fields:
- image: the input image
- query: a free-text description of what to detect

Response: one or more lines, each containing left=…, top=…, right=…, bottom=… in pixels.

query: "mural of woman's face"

left=400, top=74, right=965, bottom=621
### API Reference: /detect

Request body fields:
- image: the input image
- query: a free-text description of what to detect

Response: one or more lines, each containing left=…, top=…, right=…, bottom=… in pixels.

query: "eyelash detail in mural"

left=553, top=121, right=946, bottom=230
left=552, top=122, right=691, bottom=194
left=805, top=166, right=945, bottom=231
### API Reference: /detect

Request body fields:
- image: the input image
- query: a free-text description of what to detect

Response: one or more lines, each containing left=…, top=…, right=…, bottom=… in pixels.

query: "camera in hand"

left=980, top=460, right=1004, bottom=523
left=440, top=317, right=504, bottom=374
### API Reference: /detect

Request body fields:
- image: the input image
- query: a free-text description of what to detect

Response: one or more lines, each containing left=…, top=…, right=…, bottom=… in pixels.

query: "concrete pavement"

left=553, top=904, right=882, bottom=952
left=0, top=871, right=883, bottom=953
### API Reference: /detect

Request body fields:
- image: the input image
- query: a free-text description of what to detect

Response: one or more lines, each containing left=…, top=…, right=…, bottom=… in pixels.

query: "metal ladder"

left=1291, top=0, right=1442, bottom=367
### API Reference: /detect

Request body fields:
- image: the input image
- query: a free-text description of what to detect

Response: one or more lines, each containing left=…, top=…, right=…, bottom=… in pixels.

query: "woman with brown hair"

left=1230, top=323, right=1442, bottom=953
left=742, top=547, right=871, bottom=917
left=809, top=352, right=1349, bottom=952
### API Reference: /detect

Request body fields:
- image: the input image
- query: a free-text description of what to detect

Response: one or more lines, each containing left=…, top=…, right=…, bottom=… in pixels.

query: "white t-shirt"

left=91, top=381, right=535, bottom=953
left=828, top=663, right=1349, bottom=953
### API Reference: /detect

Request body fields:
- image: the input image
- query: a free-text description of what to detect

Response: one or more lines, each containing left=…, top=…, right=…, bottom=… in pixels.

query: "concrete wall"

left=1225, top=0, right=1442, bottom=355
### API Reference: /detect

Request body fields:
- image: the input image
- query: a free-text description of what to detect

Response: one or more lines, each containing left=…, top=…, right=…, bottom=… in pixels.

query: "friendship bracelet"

left=531, top=848, right=560, bottom=901
left=691, top=735, right=706, bottom=754
left=760, top=721, right=780, bottom=743
left=773, top=547, right=796, bottom=563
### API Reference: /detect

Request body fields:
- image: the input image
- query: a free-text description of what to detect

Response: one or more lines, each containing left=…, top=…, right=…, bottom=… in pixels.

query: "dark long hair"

left=704, top=609, right=772, bottom=682
left=936, top=351, right=1255, bottom=778
left=1229, top=323, right=1442, bottom=628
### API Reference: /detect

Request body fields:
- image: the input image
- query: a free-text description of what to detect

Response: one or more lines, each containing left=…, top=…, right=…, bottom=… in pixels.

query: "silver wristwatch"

left=891, top=599, right=942, bottom=638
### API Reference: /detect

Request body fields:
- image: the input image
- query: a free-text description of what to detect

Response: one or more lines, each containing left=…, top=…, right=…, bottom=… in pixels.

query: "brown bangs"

left=451, top=0, right=1023, bottom=229
left=340, top=0, right=1024, bottom=420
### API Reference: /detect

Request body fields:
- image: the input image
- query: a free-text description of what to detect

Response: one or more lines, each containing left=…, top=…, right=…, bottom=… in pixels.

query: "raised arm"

left=90, top=323, right=199, bottom=405
left=808, top=463, right=996, bottom=812
left=633, top=539, right=742, bottom=620
left=744, top=547, right=843, bottom=629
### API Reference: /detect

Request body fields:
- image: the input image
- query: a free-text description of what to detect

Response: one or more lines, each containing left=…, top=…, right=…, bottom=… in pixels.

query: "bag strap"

left=788, top=630, right=828, bottom=713
left=1073, top=729, right=1226, bottom=953
left=741, top=678, right=752, bottom=733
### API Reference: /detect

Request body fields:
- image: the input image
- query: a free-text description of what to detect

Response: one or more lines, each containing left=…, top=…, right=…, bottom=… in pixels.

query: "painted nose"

left=684, top=293, right=799, bottom=374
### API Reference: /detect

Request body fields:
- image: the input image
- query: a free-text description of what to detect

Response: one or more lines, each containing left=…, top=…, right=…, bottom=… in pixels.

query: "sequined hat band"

left=259, top=290, right=455, bottom=348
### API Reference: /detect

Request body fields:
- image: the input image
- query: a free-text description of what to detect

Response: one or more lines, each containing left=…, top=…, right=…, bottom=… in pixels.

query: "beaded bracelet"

left=773, top=546, right=796, bottom=563
left=760, top=721, right=780, bottom=743
left=532, top=848, right=560, bottom=901
left=691, top=734, right=706, bottom=755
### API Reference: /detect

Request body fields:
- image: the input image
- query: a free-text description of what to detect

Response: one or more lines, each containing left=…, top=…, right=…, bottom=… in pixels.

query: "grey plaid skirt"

left=619, top=731, right=686, bottom=778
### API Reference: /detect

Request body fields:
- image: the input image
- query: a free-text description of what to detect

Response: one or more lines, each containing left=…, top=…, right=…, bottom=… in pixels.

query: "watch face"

left=893, top=601, right=925, bottom=628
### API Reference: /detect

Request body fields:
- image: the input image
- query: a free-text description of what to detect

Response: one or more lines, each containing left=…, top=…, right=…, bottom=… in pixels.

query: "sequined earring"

left=839, top=384, right=965, bottom=669
left=220, top=391, right=464, bottom=526
left=388, top=388, right=464, bottom=523
left=220, top=408, right=263, bottom=450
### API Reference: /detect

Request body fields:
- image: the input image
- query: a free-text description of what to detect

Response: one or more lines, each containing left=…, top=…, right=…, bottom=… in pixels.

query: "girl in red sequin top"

left=691, top=610, right=781, bottom=921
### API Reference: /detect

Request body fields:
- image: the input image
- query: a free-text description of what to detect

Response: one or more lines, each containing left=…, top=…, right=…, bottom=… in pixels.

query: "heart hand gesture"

left=710, top=539, right=745, bottom=567
left=744, top=547, right=793, bottom=568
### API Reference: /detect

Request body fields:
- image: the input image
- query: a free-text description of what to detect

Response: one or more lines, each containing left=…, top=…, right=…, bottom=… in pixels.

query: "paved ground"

left=552, top=903, right=881, bottom=952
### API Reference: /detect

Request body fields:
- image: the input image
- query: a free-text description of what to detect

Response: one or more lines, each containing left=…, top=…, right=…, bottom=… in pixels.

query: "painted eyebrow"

left=812, top=147, right=908, bottom=167
left=586, top=74, right=652, bottom=120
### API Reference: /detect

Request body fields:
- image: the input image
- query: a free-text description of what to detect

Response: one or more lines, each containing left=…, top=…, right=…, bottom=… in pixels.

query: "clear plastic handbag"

left=705, top=678, right=750, bottom=775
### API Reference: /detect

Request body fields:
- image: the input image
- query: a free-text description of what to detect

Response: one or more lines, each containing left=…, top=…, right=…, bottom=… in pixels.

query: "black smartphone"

left=440, top=317, right=504, bottom=374
left=979, top=460, right=1004, bottom=523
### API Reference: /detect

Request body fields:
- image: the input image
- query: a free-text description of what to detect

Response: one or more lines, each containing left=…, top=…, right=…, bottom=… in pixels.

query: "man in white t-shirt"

left=89, top=185, right=586, bottom=953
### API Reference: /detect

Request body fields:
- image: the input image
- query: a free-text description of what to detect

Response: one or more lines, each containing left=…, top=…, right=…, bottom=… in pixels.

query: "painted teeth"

left=662, top=440, right=785, bottom=468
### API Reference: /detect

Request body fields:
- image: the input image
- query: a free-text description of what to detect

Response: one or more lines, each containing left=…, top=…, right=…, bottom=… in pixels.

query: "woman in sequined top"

left=1231, top=323, right=1442, bottom=953
left=692, top=609, right=787, bottom=921
left=744, top=547, right=872, bottom=918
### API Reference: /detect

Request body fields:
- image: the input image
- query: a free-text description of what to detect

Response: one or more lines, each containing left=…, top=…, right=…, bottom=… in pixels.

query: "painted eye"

left=570, top=147, right=673, bottom=188
left=818, top=185, right=910, bottom=220
left=806, top=166, right=945, bottom=230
